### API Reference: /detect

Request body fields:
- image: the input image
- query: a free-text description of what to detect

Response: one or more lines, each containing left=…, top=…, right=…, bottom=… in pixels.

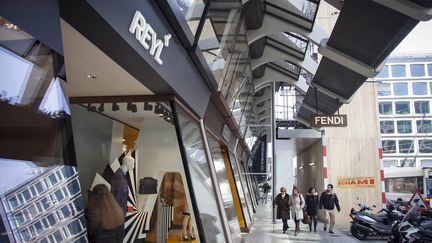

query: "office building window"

left=417, top=120, right=432, bottom=133
left=415, top=101, right=430, bottom=114
left=400, top=159, right=416, bottom=167
left=379, top=102, right=393, bottom=114
left=377, top=65, right=389, bottom=78
left=410, top=64, right=425, bottom=77
left=383, top=159, right=398, bottom=167
left=391, top=65, right=406, bottom=77
left=428, top=64, right=432, bottom=76
left=382, top=140, right=396, bottom=153
left=421, top=160, right=432, bottom=167
left=380, top=120, right=394, bottom=133
left=413, top=82, right=428, bottom=95
left=377, top=83, right=391, bottom=96
left=419, top=140, right=432, bottom=153
left=395, top=101, right=410, bottom=114
left=399, top=140, right=414, bottom=153
left=397, top=120, right=412, bottom=133
left=393, top=83, right=408, bottom=96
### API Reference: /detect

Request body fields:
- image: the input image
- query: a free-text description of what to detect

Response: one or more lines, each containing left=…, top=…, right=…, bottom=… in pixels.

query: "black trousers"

left=282, top=219, right=289, bottom=231
left=309, top=215, right=318, bottom=231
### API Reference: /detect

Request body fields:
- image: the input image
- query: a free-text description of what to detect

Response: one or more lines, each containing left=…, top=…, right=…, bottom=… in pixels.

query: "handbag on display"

left=139, top=177, right=158, bottom=194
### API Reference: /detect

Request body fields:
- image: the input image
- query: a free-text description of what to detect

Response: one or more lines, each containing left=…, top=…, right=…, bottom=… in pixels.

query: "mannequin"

left=182, top=203, right=194, bottom=240
left=111, top=156, right=135, bottom=216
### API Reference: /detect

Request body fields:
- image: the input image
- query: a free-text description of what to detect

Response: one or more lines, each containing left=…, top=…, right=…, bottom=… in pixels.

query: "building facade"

left=376, top=54, right=432, bottom=200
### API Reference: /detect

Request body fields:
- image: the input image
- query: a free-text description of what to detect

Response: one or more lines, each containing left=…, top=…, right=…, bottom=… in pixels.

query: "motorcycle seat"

left=370, top=213, right=388, bottom=223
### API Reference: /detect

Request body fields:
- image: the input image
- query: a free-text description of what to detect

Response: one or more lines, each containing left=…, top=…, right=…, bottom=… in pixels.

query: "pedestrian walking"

left=261, top=181, right=271, bottom=204
left=273, top=187, right=290, bottom=233
left=319, top=184, right=341, bottom=234
left=289, top=186, right=304, bottom=236
left=305, top=187, right=319, bottom=233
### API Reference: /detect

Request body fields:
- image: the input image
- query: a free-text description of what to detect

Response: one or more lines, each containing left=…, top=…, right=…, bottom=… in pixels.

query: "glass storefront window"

left=428, top=64, right=432, bottom=76
left=412, top=82, right=428, bottom=95
left=399, top=140, right=414, bottom=153
left=382, top=140, right=396, bottom=153
left=393, top=83, right=408, bottom=96
left=417, top=120, right=432, bottom=133
left=0, top=17, right=85, bottom=243
left=397, top=120, right=412, bottom=134
left=419, top=140, right=432, bottom=153
left=377, top=83, right=391, bottom=96
left=391, top=65, right=406, bottom=77
left=207, top=136, right=242, bottom=240
left=379, top=102, right=392, bottom=114
left=415, top=101, right=430, bottom=114
left=395, top=101, right=410, bottom=114
left=410, top=64, right=425, bottom=77
left=176, top=107, right=226, bottom=243
left=380, top=120, right=394, bottom=134
left=377, top=65, right=389, bottom=78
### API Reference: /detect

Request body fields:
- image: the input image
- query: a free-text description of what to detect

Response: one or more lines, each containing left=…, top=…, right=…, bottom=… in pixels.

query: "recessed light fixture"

left=85, top=74, right=97, bottom=79
left=299, top=166, right=304, bottom=170
left=122, top=139, right=125, bottom=142
left=3, top=23, right=20, bottom=30
left=309, top=162, right=315, bottom=166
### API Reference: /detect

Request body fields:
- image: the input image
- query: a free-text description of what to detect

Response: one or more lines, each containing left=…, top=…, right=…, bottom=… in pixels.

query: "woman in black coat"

left=305, top=187, right=319, bottom=233
left=273, top=187, right=290, bottom=233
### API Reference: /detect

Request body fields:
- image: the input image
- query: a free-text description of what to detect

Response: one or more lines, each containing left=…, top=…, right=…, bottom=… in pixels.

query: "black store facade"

left=0, top=0, right=257, bottom=243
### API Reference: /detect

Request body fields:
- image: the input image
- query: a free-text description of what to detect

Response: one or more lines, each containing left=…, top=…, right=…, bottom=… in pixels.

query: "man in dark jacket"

left=261, top=182, right=271, bottom=204
left=319, top=184, right=340, bottom=234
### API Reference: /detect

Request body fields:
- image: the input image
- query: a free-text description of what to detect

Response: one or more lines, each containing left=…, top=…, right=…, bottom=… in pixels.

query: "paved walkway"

left=239, top=203, right=386, bottom=243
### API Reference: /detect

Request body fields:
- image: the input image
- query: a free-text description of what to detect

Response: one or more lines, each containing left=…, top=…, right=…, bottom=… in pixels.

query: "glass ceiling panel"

left=265, top=0, right=319, bottom=31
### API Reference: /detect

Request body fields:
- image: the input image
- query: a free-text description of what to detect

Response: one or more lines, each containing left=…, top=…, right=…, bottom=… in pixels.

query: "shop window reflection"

left=176, top=107, right=226, bottom=242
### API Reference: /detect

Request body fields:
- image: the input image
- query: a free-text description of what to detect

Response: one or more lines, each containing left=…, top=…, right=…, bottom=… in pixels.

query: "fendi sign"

left=311, top=114, right=347, bottom=127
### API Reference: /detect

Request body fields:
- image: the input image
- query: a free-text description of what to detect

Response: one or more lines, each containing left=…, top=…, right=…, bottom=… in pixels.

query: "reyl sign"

left=311, top=114, right=347, bottom=127
left=129, top=11, right=171, bottom=65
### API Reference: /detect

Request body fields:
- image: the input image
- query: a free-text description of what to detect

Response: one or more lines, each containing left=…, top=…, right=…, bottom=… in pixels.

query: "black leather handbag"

left=139, top=177, right=158, bottom=194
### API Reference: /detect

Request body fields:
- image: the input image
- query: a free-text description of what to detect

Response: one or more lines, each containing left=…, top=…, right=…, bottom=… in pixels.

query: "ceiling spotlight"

left=112, top=103, right=120, bottom=111
left=87, top=103, right=96, bottom=112
left=131, top=104, right=137, bottom=113
left=3, top=23, right=20, bottom=30
left=85, top=74, right=97, bottom=79
left=299, top=166, right=304, bottom=170
left=98, top=103, right=104, bottom=112
left=144, top=102, right=153, bottom=111
left=309, top=162, right=315, bottom=166
left=154, top=103, right=164, bottom=115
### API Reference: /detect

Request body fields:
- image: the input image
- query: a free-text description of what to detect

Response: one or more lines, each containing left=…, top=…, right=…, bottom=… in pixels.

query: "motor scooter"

left=350, top=198, right=403, bottom=240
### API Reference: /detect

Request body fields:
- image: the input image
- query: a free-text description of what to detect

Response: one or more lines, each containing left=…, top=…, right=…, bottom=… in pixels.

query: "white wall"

left=274, top=140, right=295, bottom=196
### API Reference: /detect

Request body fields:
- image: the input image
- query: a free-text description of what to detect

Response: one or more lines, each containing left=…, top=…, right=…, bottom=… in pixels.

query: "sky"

left=392, top=20, right=432, bottom=54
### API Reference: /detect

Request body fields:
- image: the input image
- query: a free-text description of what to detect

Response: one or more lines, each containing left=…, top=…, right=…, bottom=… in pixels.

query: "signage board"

left=311, top=115, right=347, bottom=127
left=409, top=191, right=429, bottom=208
left=337, top=176, right=375, bottom=188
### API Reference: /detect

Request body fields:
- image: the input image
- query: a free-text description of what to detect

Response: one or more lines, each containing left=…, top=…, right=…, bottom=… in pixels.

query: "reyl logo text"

left=129, top=11, right=171, bottom=65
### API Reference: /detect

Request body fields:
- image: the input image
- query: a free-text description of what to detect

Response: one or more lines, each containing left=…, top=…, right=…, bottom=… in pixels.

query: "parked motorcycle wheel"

left=350, top=224, right=368, bottom=240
